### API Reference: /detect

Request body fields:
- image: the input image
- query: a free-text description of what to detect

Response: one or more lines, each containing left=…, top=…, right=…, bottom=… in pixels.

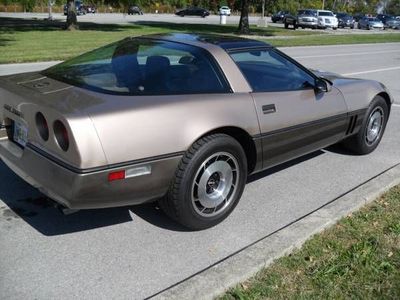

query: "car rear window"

left=42, top=38, right=230, bottom=95
left=300, top=10, right=316, bottom=16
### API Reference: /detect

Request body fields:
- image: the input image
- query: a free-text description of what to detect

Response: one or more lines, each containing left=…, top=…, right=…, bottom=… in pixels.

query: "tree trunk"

left=238, top=0, right=250, bottom=34
left=66, top=0, right=78, bottom=30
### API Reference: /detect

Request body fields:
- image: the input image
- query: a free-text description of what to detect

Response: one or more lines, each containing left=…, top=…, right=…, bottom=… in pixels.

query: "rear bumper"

left=0, top=138, right=181, bottom=209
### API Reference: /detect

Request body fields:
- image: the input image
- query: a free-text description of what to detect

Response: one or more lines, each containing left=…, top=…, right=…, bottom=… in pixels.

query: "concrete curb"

left=152, top=163, right=400, bottom=300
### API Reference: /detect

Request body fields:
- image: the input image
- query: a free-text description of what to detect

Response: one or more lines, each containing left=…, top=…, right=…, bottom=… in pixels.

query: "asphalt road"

left=0, top=43, right=399, bottom=299
left=0, top=12, right=262, bottom=25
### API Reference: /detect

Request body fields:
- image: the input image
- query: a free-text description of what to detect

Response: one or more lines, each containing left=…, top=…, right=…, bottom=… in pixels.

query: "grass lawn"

left=1, top=17, right=400, bottom=63
left=220, top=185, right=400, bottom=299
left=264, top=33, right=400, bottom=47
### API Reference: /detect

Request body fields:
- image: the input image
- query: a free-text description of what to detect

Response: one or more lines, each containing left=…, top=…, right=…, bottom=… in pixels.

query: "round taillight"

left=53, top=120, right=69, bottom=151
left=35, top=112, right=49, bottom=141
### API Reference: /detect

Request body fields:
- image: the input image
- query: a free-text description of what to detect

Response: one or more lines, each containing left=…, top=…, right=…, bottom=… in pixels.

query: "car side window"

left=230, top=49, right=316, bottom=92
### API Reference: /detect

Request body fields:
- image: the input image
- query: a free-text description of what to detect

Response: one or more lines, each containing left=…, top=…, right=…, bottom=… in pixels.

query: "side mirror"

left=315, top=78, right=332, bottom=93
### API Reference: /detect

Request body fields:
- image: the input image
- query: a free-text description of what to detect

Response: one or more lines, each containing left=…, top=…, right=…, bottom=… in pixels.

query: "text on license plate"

left=13, top=121, right=28, bottom=147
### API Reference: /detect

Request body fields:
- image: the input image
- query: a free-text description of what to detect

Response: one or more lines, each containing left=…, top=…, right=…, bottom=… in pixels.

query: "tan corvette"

left=0, top=33, right=393, bottom=229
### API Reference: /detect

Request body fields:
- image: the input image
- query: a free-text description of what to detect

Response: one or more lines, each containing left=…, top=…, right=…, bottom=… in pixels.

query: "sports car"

left=0, top=33, right=393, bottom=230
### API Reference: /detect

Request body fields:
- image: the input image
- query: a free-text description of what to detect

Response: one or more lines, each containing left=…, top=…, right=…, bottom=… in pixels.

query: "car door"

left=188, top=8, right=196, bottom=16
left=229, top=48, right=348, bottom=169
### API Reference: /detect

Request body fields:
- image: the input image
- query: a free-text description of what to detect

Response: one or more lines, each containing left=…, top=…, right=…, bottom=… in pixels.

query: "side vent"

left=346, top=115, right=358, bottom=135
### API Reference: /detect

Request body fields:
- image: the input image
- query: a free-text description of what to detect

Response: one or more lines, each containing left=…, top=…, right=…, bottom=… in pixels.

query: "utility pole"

left=257, top=0, right=268, bottom=27
left=48, top=0, right=53, bottom=20
left=262, top=0, right=265, bottom=18
left=322, top=0, right=325, bottom=10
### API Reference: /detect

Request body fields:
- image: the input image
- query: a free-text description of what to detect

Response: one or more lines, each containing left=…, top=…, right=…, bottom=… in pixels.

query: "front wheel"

left=159, top=134, right=247, bottom=230
left=342, top=96, right=389, bottom=154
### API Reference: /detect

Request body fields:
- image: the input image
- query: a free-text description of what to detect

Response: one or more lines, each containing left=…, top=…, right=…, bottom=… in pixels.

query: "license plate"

left=13, top=121, right=28, bottom=147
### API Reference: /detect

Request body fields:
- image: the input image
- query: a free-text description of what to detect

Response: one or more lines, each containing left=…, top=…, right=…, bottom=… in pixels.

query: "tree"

left=65, top=0, right=78, bottom=30
left=386, top=0, right=400, bottom=15
left=238, top=0, right=249, bottom=34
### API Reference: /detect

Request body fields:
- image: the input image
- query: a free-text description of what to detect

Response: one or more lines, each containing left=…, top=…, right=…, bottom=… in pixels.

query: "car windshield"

left=337, top=13, right=348, bottom=18
left=368, top=18, right=379, bottom=21
left=221, top=6, right=229, bottom=9
left=42, top=38, right=229, bottom=95
left=319, top=11, right=334, bottom=16
left=301, top=10, right=316, bottom=16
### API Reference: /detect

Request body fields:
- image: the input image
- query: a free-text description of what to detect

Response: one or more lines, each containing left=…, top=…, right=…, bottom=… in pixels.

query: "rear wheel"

left=342, top=96, right=389, bottom=154
left=159, top=134, right=247, bottom=230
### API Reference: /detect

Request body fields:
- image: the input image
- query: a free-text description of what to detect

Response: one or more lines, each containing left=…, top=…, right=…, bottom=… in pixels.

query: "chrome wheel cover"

left=191, top=152, right=239, bottom=217
left=365, top=107, right=384, bottom=145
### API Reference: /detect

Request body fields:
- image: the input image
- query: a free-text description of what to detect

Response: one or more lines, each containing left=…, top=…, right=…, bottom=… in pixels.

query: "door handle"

left=262, top=104, right=276, bottom=114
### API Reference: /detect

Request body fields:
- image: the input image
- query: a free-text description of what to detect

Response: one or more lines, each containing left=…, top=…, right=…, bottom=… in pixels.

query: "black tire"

left=284, top=22, right=289, bottom=29
left=342, top=96, right=389, bottom=155
left=159, top=134, right=247, bottom=230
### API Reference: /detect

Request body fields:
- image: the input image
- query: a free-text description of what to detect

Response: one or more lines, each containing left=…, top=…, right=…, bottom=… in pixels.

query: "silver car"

left=357, top=17, right=384, bottom=29
left=385, top=17, right=400, bottom=29
left=0, top=34, right=393, bottom=229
